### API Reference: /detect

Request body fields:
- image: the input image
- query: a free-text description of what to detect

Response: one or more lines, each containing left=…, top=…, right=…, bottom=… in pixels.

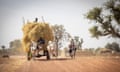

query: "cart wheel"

left=45, top=50, right=50, bottom=60
left=27, top=50, right=32, bottom=61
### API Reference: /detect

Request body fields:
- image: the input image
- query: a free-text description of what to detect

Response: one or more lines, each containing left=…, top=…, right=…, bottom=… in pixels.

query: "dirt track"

left=14, top=56, right=120, bottom=72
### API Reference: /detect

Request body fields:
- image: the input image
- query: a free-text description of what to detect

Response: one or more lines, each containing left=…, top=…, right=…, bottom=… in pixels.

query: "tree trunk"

left=56, top=41, right=59, bottom=57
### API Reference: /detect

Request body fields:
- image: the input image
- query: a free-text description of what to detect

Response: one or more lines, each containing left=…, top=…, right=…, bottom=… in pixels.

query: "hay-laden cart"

left=22, top=20, right=54, bottom=60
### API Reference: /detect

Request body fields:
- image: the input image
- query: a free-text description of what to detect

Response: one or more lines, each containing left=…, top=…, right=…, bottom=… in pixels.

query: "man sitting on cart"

left=31, top=37, right=45, bottom=57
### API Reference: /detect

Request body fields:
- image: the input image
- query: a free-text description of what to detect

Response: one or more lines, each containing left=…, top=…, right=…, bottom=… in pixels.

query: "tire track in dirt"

left=77, top=57, right=120, bottom=72
left=54, top=59, right=80, bottom=72
left=15, top=56, right=120, bottom=72
left=94, top=57, right=120, bottom=72
left=74, top=57, right=106, bottom=72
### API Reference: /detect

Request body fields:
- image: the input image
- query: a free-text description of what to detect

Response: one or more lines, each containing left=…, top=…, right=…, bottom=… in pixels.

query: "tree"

left=74, top=36, right=83, bottom=50
left=105, top=42, right=120, bottom=52
left=88, top=48, right=95, bottom=54
left=1, top=45, right=6, bottom=55
left=1, top=45, right=5, bottom=49
left=86, top=0, right=120, bottom=38
left=1, top=45, right=5, bottom=52
left=9, top=39, right=25, bottom=55
left=52, top=24, right=71, bottom=56
left=95, top=47, right=101, bottom=54
left=9, top=39, right=22, bottom=49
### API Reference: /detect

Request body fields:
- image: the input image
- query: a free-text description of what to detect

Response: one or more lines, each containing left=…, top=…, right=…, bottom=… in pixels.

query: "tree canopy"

left=105, top=42, right=120, bottom=52
left=52, top=24, right=71, bottom=56
left=86, top=0, right=120, bottom=38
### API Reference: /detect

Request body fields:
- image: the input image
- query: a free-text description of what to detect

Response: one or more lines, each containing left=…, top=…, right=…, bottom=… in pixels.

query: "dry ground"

left=0, top=55, right=120, bottom=72
left=0, top=56, right=26, bottom=72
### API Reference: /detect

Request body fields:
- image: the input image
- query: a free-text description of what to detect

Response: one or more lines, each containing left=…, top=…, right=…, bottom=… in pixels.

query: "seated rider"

left=36, top=37, right=45, bottom=57
left=37, top=37, right=45, bottom=50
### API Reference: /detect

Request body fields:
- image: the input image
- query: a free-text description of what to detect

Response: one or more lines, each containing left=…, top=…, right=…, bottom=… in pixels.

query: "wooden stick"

left=41, top=16, right=45, bottom=23
left=22, top=17, right=25, bottom=25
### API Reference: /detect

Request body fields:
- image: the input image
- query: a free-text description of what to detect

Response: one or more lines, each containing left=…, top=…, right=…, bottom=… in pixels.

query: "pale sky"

left=0, top=0, right=118, bottom=48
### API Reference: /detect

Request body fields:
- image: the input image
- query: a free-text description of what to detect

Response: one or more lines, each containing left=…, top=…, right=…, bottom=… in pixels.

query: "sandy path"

left=15, top=56, right=120, bottom=72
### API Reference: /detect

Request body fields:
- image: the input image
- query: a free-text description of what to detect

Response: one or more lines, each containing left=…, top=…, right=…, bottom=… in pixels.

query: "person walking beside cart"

left=69, top=39, right=76, bottom=59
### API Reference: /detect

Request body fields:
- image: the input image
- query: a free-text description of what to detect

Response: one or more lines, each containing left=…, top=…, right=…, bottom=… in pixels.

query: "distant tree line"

left=0, top=39, right=25, bottom=56
left=105, top=42, right=120, bottom=52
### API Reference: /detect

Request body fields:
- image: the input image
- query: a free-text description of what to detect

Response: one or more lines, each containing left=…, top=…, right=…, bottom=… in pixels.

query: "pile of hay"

left=22, top=21, right=54, bottom=52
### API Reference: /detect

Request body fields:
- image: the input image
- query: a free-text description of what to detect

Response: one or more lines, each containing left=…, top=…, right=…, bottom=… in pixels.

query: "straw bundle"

left=22, top=22, right=54, bottom=52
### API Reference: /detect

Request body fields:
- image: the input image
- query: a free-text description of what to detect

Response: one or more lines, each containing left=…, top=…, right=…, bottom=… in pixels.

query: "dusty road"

left=14, top=56, right=120, bottom=72
left=0, top=56, right=26, bottom=72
